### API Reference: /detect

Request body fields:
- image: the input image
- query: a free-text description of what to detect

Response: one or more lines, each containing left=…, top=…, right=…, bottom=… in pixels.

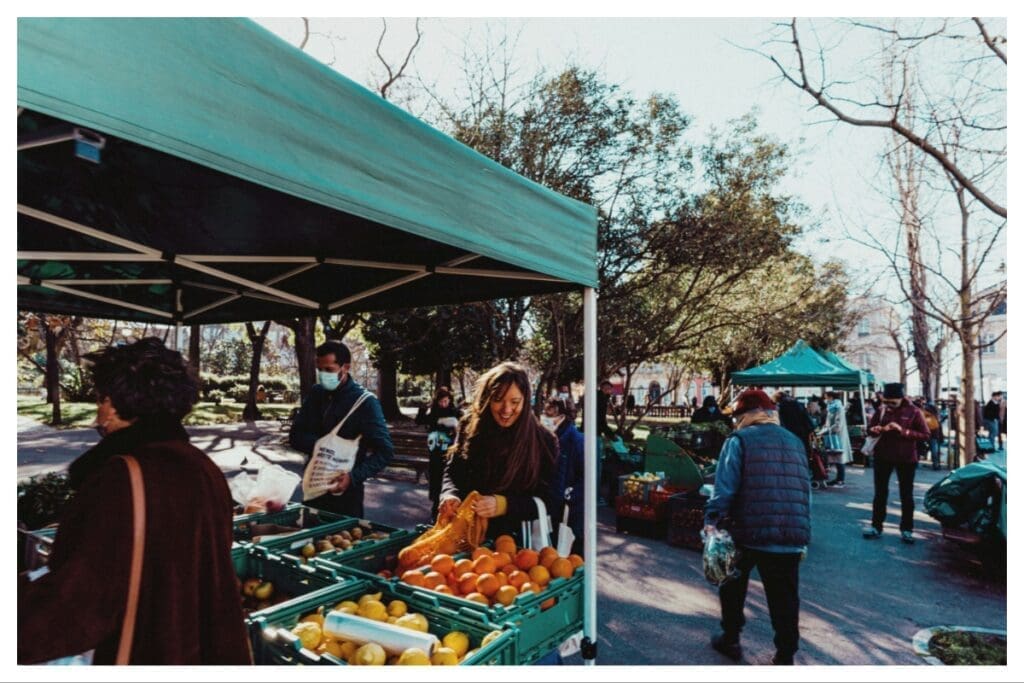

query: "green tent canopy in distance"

left=17, top=18, right=598, bottom=324
left=730, top=340, right=873, bottom=389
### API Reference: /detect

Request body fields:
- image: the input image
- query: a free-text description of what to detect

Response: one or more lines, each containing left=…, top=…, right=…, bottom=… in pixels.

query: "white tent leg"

left=582, top=287, right=598, bottom=665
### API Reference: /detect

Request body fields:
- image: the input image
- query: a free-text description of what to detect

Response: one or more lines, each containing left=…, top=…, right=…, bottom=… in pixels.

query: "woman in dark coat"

left=542, top=397, right=585, bottom=555
left=439, top=362, right=559, bottom=541
left=419, top=386, right=462, bottom=519
left=18, top=338, right=251, bottom=665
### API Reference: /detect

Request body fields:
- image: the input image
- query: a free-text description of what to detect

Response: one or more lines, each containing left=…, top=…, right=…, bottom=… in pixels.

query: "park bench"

left=385, top=426, right=431, bottom=484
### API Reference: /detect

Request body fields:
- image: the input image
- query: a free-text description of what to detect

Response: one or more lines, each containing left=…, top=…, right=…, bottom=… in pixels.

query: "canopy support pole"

left=861, top=383, right=869, bottom=432
left=582, top=286, right=598, bottom=665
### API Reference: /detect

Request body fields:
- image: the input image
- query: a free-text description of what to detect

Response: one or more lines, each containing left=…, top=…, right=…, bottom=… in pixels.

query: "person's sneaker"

left=710, top=633, right=742, bottom=662
left=827, top=480, right=845, bottom=488
left=901, top=530, right=915, bottom=544
left=772, top=654, right=794, bottom=665
left=863, top=527, right=882, bottom=539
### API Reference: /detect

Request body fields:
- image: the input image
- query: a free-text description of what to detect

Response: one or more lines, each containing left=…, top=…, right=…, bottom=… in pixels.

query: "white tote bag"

left=302, top=392, right=373, bottom=500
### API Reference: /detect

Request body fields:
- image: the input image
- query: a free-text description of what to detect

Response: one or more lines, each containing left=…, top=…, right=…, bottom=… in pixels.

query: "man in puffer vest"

left=704, top=389, right=811, bottom=665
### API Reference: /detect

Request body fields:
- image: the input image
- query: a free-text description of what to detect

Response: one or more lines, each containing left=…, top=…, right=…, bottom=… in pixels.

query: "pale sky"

left=254, top=16, right=1006, bottom=306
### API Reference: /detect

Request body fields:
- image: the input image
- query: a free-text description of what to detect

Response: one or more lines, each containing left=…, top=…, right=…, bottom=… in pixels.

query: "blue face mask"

left=318, top=370, right=342, bottom=391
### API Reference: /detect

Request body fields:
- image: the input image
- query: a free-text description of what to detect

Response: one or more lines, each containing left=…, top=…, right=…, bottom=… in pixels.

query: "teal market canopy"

left=730, top=340, right=875, bottom=389
left=17, top=18, right=598, bottom=324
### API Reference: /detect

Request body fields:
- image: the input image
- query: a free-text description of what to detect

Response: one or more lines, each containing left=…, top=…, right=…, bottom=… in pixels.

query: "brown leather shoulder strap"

left=117, top=455, right=146, bottom=665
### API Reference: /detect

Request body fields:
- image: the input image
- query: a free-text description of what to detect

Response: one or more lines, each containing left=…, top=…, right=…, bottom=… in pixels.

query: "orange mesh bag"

left=397, top=491, right=488, bottom=570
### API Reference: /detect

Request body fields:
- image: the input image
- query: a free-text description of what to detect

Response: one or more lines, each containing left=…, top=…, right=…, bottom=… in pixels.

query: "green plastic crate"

left=372, top=566, right=585, bottom=664
left=233, top=545, right=352, bottom=618
left=307, top=533, right=414, bottom=577
left=249, top=578, right=517, bottom=665
left=252, top=518, right=414, bottom=564
left=232, top=504, right=351, bottom=542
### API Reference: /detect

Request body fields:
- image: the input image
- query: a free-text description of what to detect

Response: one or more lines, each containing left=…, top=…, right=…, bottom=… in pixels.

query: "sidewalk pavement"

left=17, top=418, right=1006, bottom=665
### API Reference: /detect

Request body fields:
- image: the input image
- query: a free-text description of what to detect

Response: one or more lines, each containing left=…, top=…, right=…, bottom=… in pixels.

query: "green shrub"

left=18, top=472, right=74, bottom=529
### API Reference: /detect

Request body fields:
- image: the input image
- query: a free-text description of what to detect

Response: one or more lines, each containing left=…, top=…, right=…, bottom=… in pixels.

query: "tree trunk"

left=242, top=321, right=271, bottom=422
left=45, top=319, right=62, bottom=424
left=958, top=328, right=978, bottom=465
left=293, top=317, right=317, bottom=401
left=376, top=352, right=402, bottom=420
left=436, top=365, right=452, bottom=392
left=188, top=324, right=201, bottom=378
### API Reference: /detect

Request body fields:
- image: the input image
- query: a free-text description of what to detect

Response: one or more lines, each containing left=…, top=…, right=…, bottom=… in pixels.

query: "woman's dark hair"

left=87, top=337, right=198, bottom=421
left=544, top=397, right=572, bottom=417
left=432, top=386, right=453, bottom=409
left=827, top=391, right=842, bottom=400
left=459, top=362, right=555, bottom=492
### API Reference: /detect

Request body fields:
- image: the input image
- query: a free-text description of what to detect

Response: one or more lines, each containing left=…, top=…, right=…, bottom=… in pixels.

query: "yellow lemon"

left=481, top=630, right=503, bottom=648
left=394, top=613, right=429, bottom=633
left=357, top=599, right=388, bottom=622
left=352, top=642, right=386, bottom=666
left=431, top=646, right=459, bottom=665
left=317, top=639, right=343, bottom=658
left=334, top=600, right=359, bottom=614
left=290, top=621, right=322, bottom=650
left=299, top=611, right=324, bottom=627
left=396, top=648, right=432, bottom=665
left=358, top=591, right=383, bottom=606
left=338, top=641, right=357, bottom=661
left=442, top=631, right=470, bottom=658
left=387, top=599, right=408, bottom=617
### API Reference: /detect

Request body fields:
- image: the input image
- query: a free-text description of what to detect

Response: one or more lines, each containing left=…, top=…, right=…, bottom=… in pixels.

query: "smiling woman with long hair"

left=438, top=362, right=559, bottom=540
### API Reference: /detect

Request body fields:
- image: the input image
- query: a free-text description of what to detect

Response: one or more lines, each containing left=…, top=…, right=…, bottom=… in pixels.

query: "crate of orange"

left=340, top=536, right=585, bottom=664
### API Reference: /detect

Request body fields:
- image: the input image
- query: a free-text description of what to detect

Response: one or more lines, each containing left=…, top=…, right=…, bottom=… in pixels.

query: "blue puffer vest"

left=728, top=423, right=811, bottom=547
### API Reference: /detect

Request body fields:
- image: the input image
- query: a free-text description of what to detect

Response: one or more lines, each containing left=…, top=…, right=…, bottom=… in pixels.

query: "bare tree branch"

left=376, top=18, right=423, bottom=100
left=973, top=17, right=1007, bottom=63
left=764, top=19, right=1006, bottom=218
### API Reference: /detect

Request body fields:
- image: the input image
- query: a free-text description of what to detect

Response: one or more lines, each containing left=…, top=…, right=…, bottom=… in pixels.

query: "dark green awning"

left=731, top=340, right=873, bottom=389
left=17, top=18, right=597, bottom=323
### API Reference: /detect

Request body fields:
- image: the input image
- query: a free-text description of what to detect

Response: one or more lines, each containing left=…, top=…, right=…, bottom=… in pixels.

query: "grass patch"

left=929, top=630, right=1006, bottom=666
left=17, top=400, right=298, bottom=428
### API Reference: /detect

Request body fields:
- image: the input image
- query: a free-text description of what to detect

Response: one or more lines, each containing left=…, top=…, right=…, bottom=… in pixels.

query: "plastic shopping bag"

left=230, top=463, right=301, bottom=513
left=702, top=527, right=740, bottom=586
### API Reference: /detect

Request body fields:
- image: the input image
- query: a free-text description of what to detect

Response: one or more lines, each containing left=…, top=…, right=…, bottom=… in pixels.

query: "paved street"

left=18, top=418, right=1006, bottom=666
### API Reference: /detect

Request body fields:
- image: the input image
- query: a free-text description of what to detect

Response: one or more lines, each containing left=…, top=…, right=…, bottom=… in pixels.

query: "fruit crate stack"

left=666, top=489, right=710, bottom=550
left=249, top=577, right=517, bottom=665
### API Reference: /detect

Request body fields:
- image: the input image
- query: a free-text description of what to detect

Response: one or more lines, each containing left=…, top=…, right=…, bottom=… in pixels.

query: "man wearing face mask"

left=289, top=340, right=394, bottom=517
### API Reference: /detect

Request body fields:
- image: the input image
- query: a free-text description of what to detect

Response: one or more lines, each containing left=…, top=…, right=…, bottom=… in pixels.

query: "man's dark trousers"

left=871, top=460, right=917, bottom=532
left=718, top=548, right=801, bottom=659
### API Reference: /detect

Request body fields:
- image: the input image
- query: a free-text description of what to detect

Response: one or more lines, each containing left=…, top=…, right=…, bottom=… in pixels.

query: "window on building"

left=857, top=318, right=871, bottom=337
left=859, top=353, right=871, bottom=370
left=981, top=333, right=997, bottom=355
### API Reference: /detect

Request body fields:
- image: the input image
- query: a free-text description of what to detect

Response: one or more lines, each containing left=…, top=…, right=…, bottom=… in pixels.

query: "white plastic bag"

left=529, top=496, right=553, bottom=551
left=302, top=392, right=372, bottom=500
left=230, top=464, right=300, bottom=513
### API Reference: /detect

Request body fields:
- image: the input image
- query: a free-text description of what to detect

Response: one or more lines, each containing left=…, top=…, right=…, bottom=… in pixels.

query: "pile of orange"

left=397, top=535, right=584, bottom=608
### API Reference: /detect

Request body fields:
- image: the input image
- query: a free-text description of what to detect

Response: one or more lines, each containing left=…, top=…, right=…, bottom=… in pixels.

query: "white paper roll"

left=322, top=611, right=439, bottom=656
